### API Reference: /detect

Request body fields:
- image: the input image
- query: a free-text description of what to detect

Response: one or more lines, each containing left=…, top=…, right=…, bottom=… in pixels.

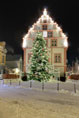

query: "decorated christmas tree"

left=28, top=33, right=52, bottom=82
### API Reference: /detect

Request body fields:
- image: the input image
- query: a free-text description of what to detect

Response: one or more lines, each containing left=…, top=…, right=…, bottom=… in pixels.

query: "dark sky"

left=0, top=0, right=79, bottom=64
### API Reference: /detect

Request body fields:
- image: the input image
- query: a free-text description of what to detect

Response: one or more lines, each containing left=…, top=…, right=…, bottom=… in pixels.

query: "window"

left=54, top=54, right=61, bottom=63
left=43, top=20, right=47, bottom=23
left=35, top=25, right=42, bottom=30
left=42, top=25, right=47, bottom=30
left=43, top=31, right=47, bottom=38
left=48, top=25, right=53, bottom=30
left=2, top=56, right=4, bottom=63
left=52, top=39, right=57, bottom=46
left=48, top=32, right=52, bottom=37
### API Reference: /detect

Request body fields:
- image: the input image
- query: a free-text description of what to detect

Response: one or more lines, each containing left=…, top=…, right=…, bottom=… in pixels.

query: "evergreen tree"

left=29, top=33, right=51, bottom=82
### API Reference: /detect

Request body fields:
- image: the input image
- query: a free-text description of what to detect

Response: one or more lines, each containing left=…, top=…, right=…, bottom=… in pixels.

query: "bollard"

left=42, top=81, right=44, bottom=91
left=10, top=79, right=12, bottom=85
left=74, top=83, right=76, bottom=93
left=57, top=82, right=59, bottom=91
left=19, top=81, right=21, bottom=86
left=3, top=79, right=4, bottom=84
left=30, top=81, right=32, bottom=88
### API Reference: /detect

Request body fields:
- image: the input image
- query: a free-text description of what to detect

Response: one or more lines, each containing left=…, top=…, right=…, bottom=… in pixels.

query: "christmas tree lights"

left=28, top=33, right=52, bottom=81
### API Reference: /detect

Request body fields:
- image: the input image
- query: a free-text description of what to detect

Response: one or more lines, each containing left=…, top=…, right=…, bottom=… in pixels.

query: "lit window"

left=52, top=39, right=57, bottom=46
left=54, top=54, right=61, bottom=63
left=42, top=25, right=47, bottom=30
left=43, top=31, right=47, bottom=38
left=48, top=32, right=52, bottom=37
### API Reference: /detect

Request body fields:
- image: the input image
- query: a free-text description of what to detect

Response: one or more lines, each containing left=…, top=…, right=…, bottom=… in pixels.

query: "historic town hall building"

left=22, top=9, right=68, bottom=77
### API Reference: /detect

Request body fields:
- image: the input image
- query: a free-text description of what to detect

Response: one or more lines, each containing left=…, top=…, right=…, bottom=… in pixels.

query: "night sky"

left=0, top=0, right=79, bottom=64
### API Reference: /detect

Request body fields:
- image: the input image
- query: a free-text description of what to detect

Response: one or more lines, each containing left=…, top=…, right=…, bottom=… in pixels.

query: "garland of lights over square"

left=22, top=9, right=68, bottom=77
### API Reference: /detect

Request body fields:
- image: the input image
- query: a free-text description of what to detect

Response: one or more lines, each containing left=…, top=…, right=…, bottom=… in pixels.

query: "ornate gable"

left=22, top=9, right=68, bottom=48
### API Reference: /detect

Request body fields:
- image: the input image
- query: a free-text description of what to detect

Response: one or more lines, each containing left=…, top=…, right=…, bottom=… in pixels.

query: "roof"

left=6, top=61, right=18, bottom=69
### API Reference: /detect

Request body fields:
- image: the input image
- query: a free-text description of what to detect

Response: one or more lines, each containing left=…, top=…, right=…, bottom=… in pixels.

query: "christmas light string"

left=22, top=8, right=68, bottom=48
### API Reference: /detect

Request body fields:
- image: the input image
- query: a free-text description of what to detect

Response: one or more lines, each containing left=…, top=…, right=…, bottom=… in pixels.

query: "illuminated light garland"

left=28, top=27, right=33, bottom=32
left=56, top=24, right=62, bottom=31
left=22, top=38, right=27, bottom=48
left=62, top=33, right=67, bottom=38
left=43, top=8, right=47, bottom=16
left=36, top=19, right=40, bottom=24
left=22, top=8, right=68, bottom=48
left=50, top=17, right=54, bottom=23
left=23, top=34, right=28, bottom=40
left=57, top=27, right=61, bottom=31
left=64, top=38, right=68, bottom=47
left=22, top=34, right=28, bottom=48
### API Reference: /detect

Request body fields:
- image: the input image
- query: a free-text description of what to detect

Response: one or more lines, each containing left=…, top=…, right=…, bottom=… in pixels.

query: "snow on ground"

left=0, top=80, right=79, bottom=118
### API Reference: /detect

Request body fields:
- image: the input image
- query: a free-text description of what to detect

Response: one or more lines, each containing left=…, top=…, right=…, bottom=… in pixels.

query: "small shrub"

left=60, top=76, right=66, bottom=82
left=21, top=73, right=27, bottom=81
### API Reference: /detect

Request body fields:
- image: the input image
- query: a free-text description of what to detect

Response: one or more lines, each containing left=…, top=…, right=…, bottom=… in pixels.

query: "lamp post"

left=22, top=35, right=28, bottom=73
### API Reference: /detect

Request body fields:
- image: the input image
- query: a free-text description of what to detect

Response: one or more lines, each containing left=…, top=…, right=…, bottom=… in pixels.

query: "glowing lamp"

left=15, top=68, right=19, bottom=74
left=22, top=34, right=28, bottom=48
left=43, top=8, right=47, bottom=16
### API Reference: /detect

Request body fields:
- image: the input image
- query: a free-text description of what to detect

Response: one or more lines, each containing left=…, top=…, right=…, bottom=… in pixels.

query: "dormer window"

left=42, top=25, right=47, bottom=30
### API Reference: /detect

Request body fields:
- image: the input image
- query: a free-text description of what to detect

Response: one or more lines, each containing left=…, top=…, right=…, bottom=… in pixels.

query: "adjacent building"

left=0, top=42, right=7, bottom=73
left=6, top=55, right=22, bottom=74
left=22, top=9, right=68, bottom=77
